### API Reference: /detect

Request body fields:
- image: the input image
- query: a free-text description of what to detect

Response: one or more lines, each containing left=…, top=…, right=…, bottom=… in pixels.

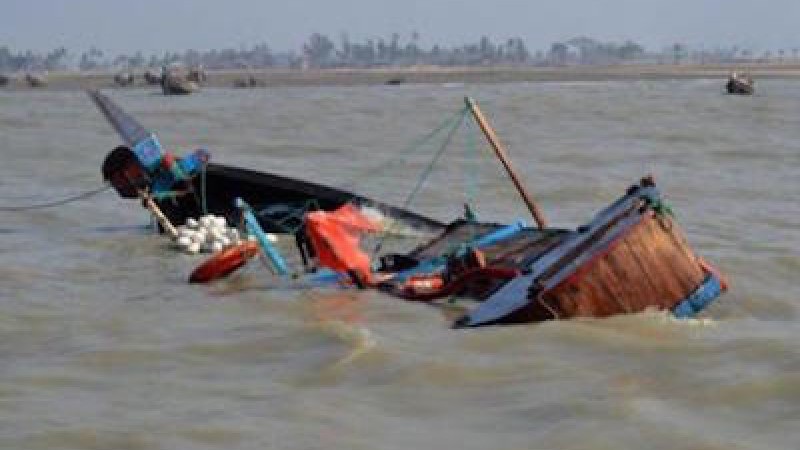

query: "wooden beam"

left=464, top=97, right=548, bottom=229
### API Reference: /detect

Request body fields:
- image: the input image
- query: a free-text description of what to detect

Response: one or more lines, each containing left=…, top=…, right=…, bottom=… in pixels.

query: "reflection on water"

left=0, top=80, right=798, bottom=449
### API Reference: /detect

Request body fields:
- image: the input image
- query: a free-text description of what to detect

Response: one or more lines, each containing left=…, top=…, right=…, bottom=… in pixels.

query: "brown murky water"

left=1, top=80, right=798, bottom=449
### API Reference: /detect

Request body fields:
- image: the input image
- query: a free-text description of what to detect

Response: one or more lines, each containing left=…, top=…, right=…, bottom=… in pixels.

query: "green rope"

left=650, top=198, right=674, bottom=217
left=401, top=108, right=468, bottom=210
left=371, top=107, right=468, bottom=256
left=463, top=113, right=479, bottom=219
left=254, top=198, right=321, bottom=235
left=342, top=107, right=470, bottom=193
left=0, top=184, right=112, bottom=211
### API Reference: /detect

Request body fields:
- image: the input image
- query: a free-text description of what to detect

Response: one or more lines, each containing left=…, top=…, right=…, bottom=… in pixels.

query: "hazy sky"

left=2, top=0, right=798, bottom=55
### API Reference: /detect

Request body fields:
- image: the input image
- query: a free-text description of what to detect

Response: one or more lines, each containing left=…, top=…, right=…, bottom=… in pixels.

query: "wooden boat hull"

left=455, top=177, right=725, bottom=327
left=151, top=162, right=445, bottom=235
left=90, top=90, right=442, bottom=235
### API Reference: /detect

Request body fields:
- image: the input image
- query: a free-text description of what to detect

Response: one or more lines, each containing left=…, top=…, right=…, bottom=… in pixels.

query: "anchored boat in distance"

left=726, top=71, right=754, bottom=95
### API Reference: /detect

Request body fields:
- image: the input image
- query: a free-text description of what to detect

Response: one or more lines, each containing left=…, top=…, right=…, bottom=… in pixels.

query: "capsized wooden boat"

left=289, top=98, right=727, bottom=327
left=450, top=176, right=726, bottom=327
left=89, top=90, right=444, bottom=235
left=726, top=72, right=754, bottom=95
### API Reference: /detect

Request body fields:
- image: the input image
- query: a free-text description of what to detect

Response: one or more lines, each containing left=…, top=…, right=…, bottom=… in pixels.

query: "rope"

left=254, top=198, right=322, bottom=235
left=0, top=183, right=112, bottom=211
left=401, top=109, right=467, bottom=209
left=464, top=114, right=479, bottom=211
left=371, top=108, right=468, bottom=256
left=341, top=107, right=469, bottom=192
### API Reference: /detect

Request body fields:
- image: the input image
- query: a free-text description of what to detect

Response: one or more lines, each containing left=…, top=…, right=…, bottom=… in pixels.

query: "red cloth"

left=305, top=204, right=380, bottom=283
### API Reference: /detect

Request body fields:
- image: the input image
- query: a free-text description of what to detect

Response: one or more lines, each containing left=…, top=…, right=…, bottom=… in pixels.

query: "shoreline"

left=3, top=63, right=800, bottom=91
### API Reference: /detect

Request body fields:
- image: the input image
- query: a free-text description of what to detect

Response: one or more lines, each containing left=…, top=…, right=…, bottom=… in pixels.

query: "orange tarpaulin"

left=305, top=204, right=382, bottom=284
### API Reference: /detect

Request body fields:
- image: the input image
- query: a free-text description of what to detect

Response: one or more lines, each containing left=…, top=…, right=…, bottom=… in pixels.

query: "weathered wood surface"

left=465, top=97, right=548, bottom=229
left=533, top=212, right=705, bottom=320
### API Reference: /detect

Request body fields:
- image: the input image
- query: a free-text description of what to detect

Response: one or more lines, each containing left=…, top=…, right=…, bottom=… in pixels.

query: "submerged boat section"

left=90, top=90, right=444, bottom=237
left=456, top=176, right=724, bottom=327
left=91, top=91, right=727, bottom=328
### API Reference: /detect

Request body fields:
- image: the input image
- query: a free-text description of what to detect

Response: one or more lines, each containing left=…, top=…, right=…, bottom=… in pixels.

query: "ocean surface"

left=1, top=79, right=798, bottom=450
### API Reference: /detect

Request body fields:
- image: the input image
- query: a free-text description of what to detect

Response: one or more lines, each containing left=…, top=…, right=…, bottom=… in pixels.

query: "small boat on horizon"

left=726, top=71, right=754, bottom=95
left=161, top=64, right=199, bottom=95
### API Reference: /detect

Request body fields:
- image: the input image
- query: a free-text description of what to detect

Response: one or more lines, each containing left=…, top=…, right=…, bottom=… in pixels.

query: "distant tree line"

left=300, top=33, right=530, bottom=68
left=1, top=34, right=798, bottom=72
left=0, top=46, right=69, bottom=71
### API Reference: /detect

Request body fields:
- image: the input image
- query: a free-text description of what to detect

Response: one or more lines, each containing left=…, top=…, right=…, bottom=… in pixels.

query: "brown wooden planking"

left=577, top=260, right=632, bottom=316
left=639, top=215, right=704, bottom=296
left=620, top=220, right=689, bottom=309
left=625, top=217, right=695, bottom=306
left=543, top=215, right=650, bottom=317
left=564, top=245, right=651, bottom=316
left=617, top=214, right=703, bottom=306
left=625, top=217, right=685, bottom=303
left=619, top=238, right=668, bottom=307
left=602, top=243, right=652, bottom=312
left=535, top=212, right=705, bottom=320
left=660, top=216, right=707, bottom=286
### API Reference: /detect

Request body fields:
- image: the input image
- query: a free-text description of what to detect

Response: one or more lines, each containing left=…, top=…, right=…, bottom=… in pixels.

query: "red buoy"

left=189, top=241, right=259, bottom=284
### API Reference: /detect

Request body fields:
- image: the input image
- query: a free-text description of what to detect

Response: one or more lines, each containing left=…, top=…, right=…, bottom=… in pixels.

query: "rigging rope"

left=401, top=108, right=468, bottom=209
left=0, top=183, right=112, bottom=211
left=463, top=113, right=480, bottom=218
left=341, top=107, right=470, bottom=193
left=371, top=107, right=469, bottom=256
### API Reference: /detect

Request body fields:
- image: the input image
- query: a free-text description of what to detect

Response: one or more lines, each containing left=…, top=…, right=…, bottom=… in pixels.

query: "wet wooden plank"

left=540, top=213, right=707, bottom=319
left=640, top=215, right=704, bottom=296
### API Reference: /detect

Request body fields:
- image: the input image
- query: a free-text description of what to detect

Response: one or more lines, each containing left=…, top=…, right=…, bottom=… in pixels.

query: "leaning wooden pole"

left=139, top=189, right=179, bottom=239
left=464, top=97, right=548, bottom=229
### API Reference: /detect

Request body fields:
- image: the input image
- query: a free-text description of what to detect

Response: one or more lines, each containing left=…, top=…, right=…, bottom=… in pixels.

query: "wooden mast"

left=464, top=97, right=548, bottom=229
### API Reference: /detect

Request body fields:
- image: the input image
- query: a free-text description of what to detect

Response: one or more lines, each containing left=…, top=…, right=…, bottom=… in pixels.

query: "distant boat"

left=161, top=65, right=199, bottom=95
left=143, top=69, right=162, bottom=85
left=726, top=72, right=754, bottom=95
left=24, top=73, right=47, bottom=88
left=114, top=72, right=134, bottom=87
left=162, top=77, right=199, bottom=95
left=233, top=75, right=266, bottom=88
left=386, top=76, right=406, bottom=85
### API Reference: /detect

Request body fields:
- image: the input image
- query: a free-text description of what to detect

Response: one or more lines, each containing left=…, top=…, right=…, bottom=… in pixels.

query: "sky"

left=1, top=0, right=799, bottom=55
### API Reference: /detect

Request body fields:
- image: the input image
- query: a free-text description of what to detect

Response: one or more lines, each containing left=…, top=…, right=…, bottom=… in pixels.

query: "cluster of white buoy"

left=172, top=214, right=245, bottom=254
